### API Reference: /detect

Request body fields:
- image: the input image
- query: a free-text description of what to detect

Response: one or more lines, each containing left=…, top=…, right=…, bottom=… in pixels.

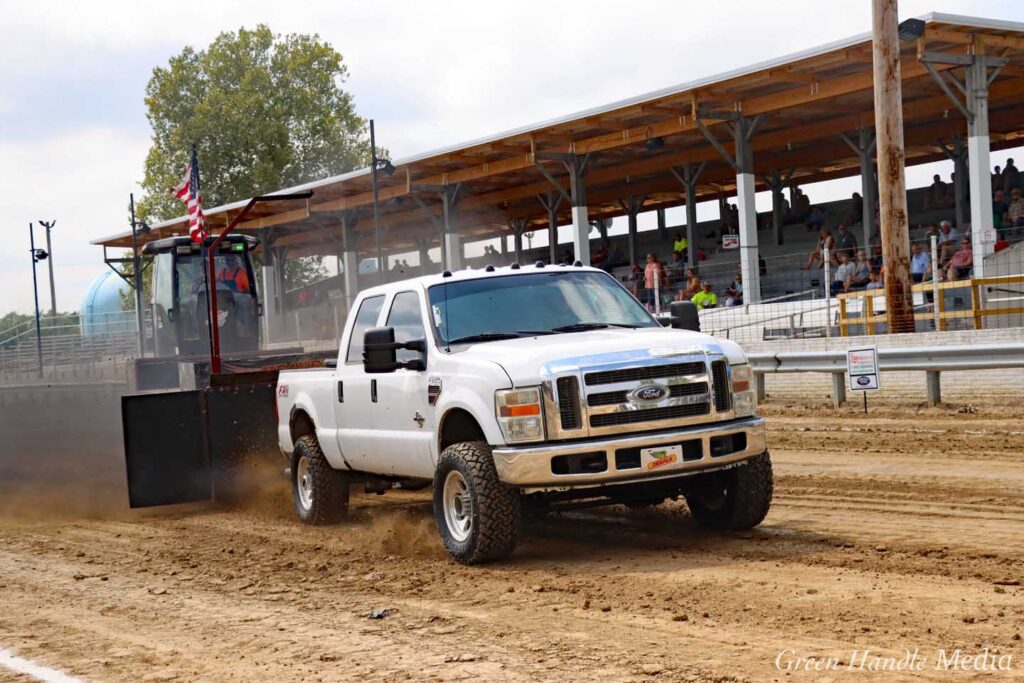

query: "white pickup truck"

left=276, top=264, right=771, bottom=563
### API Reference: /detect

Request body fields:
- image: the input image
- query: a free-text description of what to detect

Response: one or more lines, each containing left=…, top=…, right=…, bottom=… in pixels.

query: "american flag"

left=172, top=146, right=206, bottom=243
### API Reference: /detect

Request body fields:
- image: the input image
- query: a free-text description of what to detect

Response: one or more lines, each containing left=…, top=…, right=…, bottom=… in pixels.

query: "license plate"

left=640, top=444, right=683, bottom=472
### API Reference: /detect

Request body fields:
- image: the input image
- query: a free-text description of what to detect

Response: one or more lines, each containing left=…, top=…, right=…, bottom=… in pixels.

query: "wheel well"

left=290, top=409, right=315, bottom=443
left=438, top=409, right=486, bottom=452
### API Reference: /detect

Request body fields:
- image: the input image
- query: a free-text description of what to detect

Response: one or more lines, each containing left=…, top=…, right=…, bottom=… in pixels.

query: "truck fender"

left=433, top=391, right=504, bottom=457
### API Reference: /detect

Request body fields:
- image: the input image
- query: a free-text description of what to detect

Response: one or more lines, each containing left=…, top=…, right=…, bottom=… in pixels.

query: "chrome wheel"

left=296, top=454, right=314, bottom=511
left=442, top=470, right=473, bottom=542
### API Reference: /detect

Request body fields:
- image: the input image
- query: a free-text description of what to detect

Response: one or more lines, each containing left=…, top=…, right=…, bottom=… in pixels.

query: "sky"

left=1, top=0, right=1023, bottom=314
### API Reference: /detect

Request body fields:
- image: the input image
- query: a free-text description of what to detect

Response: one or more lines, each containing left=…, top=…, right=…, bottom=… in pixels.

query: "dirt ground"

left=1, top=398, right=1022, bottom=682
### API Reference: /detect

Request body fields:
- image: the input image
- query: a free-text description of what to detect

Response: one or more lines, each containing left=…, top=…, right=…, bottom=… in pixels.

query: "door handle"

left=370, top=379, right=377, bottom=403
left=337, top=381, right=344, bottom=403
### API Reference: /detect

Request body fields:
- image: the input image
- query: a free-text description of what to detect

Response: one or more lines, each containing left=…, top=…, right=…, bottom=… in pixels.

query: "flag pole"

left=193, top=143, right=217, bottom=368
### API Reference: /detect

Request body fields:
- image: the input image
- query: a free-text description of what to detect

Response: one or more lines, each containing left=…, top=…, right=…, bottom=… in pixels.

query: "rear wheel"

left=433, top=441, right=521, bottom=564
left=291, top=435, right=350, bottom=525
left=685, top=451, right=773, bottom=530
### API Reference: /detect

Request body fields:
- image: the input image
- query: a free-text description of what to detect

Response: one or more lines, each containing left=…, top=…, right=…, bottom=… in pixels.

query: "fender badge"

left=427, top=376, right=442, bottom=406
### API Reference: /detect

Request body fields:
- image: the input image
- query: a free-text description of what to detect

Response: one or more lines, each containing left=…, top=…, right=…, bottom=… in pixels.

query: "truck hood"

left=448, top=326, right=748, bottom=387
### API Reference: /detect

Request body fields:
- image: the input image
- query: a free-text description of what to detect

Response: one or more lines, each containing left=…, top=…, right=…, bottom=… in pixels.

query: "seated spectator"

left=628, top=264, right=643, bottom=298
left=993, top=189, right=1009, bottom=229
left=923, top=174, right=951, bottom=210
left=870, top=243, right=884, bottom=270
left=849, top=249, right=871, bottom=288
left=995, top=235, right=1010, bottom=253
left=691, top=281, right=718, bottom=310
left=606, top=243, right=626, bottom=269
left=792, top=187, right=811, bottom=221
left=830, top=251, right=857, bottom=296
left=832, top=223, right=858, bottom=263
left=666, top=250, right=685, bottom=283
left=695, top=247, right=706, bottom=262
left=724, top=275, right=743, bottom=307
left=944, top=238, right=973, bottom=281
left=672, top=232, right=689, bottom=261
left=561, top=249, right=574, bottom=265
left=801, top=228, right=834, bottom=269
left=865, top=269, right=884, bottom=291
left=807, top=205, right=825, bottom=231
left=591, top=242, right=609, bottom=269
left=676, top=267, right=701, bottom=300
left=847, top=192, right=863, bottom=225
left=937, top=220, right=959, bottom=265
left=910, top=243, right=931, bottom=283
left=1008, top=188, right=1024, bottom=227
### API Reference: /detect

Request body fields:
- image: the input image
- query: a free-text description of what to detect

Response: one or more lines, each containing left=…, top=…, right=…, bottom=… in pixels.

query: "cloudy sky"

left=1, top=0, right=1022, bottom=313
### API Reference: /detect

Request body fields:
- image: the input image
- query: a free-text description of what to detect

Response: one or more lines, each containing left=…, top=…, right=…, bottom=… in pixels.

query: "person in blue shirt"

left=910, top=243, right=931, bottom=283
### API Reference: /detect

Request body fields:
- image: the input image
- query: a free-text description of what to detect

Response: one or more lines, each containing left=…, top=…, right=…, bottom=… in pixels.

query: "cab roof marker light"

left=510, top=263, right=521, bottom=270
left=535, top=261, right=545, bottom=268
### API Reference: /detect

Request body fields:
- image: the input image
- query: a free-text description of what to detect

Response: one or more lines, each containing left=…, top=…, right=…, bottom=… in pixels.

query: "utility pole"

left=39, top=220, right=57, bottom=316
left=130, top=194, right=146, bottom=356
left=29, top=223, right=48, bottom=379
left=871, top=0, right=915, bottom=333
left=370, top=119, right=383, bottom=278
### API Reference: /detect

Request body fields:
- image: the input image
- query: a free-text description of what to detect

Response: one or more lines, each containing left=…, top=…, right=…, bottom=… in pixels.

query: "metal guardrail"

left=747, top=343, right=1024, bottom=406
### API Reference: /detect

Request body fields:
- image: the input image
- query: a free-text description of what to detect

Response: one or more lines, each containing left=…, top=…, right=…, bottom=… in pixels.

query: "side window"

left=386, top=291, right=426, bottom=362
left=346, top=295, right=385, bottom=363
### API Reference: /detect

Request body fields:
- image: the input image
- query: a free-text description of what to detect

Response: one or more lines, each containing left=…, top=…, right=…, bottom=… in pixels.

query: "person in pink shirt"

left=944, top=238, right=973, bottom=281
left=643, top=253, right=666, bottom=307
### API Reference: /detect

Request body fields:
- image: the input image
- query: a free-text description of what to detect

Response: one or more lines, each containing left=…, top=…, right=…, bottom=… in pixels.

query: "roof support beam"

left=669, top=162, right=707, bottom=268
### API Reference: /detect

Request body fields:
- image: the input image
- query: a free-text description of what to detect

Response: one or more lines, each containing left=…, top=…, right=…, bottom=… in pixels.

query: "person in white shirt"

left=909, top=243, right=931, bottom=283
left=830, top=252, right=857, bottom=296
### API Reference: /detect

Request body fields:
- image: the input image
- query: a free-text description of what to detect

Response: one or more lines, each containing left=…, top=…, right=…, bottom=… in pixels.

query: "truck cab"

left=144, top=235, right=261, bottom=357
left=276, top=263, right=771, bottom=564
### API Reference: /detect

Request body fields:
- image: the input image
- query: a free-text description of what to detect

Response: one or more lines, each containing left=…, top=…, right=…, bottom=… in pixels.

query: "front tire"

left=433, top=441, right=521, bottom=564
left=685, top=451, right=773, bottom=530
left=291, top=435, right=350, bottom=525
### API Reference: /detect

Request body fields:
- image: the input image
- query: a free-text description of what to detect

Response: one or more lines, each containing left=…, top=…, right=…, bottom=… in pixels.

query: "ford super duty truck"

left=276, top=263, right=771, bottom=563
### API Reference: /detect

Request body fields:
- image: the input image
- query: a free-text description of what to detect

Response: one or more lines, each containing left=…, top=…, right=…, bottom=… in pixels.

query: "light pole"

left=39, top=220, right=57, bottom=316
left=29, top=223, right=49, bottom=379
left=369, top=120, right=396, bottom=279
left=129, top=194, right=150, bottom=356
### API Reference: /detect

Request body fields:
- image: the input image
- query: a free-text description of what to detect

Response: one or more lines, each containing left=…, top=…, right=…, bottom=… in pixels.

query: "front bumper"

left=492, top=416, right=766, bottom=488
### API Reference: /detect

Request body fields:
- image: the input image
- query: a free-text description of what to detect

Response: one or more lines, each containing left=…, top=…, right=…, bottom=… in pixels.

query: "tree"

left=138, top=25, right=371, bottom=229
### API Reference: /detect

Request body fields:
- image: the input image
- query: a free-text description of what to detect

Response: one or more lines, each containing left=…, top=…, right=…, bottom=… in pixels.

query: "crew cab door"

left=334, top=294, right=386, bottom=465
left=364, top=290, right=435, bottom=478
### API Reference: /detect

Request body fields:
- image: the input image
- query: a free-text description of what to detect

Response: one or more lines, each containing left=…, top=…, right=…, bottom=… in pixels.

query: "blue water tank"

left=80, top=271, right=132, bottom=337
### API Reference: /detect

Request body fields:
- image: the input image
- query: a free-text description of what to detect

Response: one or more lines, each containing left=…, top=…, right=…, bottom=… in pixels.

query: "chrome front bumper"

left=492, top=416, right=767, bottom=488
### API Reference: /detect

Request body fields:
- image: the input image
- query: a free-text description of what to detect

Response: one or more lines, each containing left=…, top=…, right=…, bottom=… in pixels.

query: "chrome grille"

left=584, top=361, right=706, bottom=386
left=556, top=376, right=582, bottom=430
left=590, top=402, right=710, bottom=428
left=587, top=381, right=709, bottom=407
left=711, top=360, right=731, bottom=412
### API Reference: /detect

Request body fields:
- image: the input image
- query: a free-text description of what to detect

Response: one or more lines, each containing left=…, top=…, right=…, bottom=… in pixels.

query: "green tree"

left=138, top=24, right=371, bottom=230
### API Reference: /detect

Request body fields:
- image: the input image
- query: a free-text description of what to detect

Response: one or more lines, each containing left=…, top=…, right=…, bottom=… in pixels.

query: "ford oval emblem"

left=629, top=384, right=669, bottom=404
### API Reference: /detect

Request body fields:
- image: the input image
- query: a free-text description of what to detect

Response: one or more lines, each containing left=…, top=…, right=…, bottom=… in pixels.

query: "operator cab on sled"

left=143, top=235, right=261, bottom=357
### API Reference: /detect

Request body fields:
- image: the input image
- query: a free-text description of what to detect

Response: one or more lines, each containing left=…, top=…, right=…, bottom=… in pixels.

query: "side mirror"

left=669, top=301, right=701, bottom=332
left=363, top=327, right=427, bottom=373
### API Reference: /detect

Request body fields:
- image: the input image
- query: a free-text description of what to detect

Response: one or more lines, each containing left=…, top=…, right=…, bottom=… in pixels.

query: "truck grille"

left=711, top=360, right=731, bottom=412
left=587, top=381, right=709, bottom=407
left=556, top=376, right=582, bottom=430
left=584, top=361, right=706, bottom=386
left=590, top=402, right=710, bottom=428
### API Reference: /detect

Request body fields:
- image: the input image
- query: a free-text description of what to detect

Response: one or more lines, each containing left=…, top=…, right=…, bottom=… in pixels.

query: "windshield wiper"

left=447, top=332, right=523, bottom=344
left=550, top=322, right=610, bottom=333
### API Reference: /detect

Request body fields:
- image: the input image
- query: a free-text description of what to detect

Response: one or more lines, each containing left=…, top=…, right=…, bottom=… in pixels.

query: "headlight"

left=495, top=387, right=545, bottom=443
left=731, top=364, right=757, bottom=417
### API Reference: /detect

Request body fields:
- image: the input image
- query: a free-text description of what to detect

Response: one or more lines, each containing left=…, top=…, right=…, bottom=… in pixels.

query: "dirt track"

left=1, top=400, right=1022, bottom=682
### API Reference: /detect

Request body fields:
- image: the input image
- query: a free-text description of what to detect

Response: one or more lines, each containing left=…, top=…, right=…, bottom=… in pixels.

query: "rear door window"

left=346, top=295, right=385, bottom=363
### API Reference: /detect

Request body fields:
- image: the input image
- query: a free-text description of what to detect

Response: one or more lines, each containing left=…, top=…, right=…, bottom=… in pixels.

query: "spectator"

left=1002, top=158, right=1020, bottom=193
left=910, top=243, right=931, bottom=283
left=691, top=281, right=718, bottom=310
left=605, top=243, right=626, bottom=270
left=643, top=253, right=666, bottom=307
left=847, top=192, right=863, bottom=224
left=870, top=243, right=884, bottom=270
left=676, top=267, right=701, bottom=300
left=673, top=232, right=689, bottom=261
left=865, top=269, right=884, bottom=291
left=1007, top=187, right=1024, bottom=227
left=830, top=251, right=857, bottom=296
left=792, top=187, right=811, bottom=221
left=944, top=238, right=973, bottom=281
left=993, top=165, right=1003, bottom=191
left=807, top=205, right=825, bottom=231
left=667, top=250, right=685, bottom=283
left=561, top=249, right=574, bottom=265
left=849, top=249, right=872, bottom=288
left=801, top=228, right=835, bottom=269
left=724, top=274, right=743, bottom=306
left=993, top=189, right=1009, bottom=229
left=591, top=242, right=609, bottom=269
left=923, top=174, right=951, bottom=210
left=832, top=223, right=858, bottom=262
left=628, top=263, right=643, bottom=298
left=937, top=220, right=959, bottom=264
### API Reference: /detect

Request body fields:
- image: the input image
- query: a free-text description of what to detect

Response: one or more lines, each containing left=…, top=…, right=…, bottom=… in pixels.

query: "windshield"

left=427, top=271, right=658, bottom=345
left=176, top=252, right=254, bottom=304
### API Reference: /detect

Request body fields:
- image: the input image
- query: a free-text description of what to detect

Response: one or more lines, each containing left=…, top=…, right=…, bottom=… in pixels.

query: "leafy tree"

left=116, top=251, right=153, bottom=313
left=138, top=24, right=372, bottom=235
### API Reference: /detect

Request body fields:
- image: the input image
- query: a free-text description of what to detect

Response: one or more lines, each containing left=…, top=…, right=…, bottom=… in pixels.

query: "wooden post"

left=871, top=0, right=915, bottom=334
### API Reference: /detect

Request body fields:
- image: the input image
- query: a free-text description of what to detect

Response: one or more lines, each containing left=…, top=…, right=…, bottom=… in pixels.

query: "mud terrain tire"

left=433, top=441, right=521, bottom=564
left=685, top=451, right=773, bottom=530
left=291, top=435, right=350, bottom=525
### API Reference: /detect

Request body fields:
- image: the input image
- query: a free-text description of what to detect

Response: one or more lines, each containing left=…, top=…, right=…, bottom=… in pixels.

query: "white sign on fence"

left=847, top=346, right=880, bottom=391
left=722, top=234, right=739, bottom=250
